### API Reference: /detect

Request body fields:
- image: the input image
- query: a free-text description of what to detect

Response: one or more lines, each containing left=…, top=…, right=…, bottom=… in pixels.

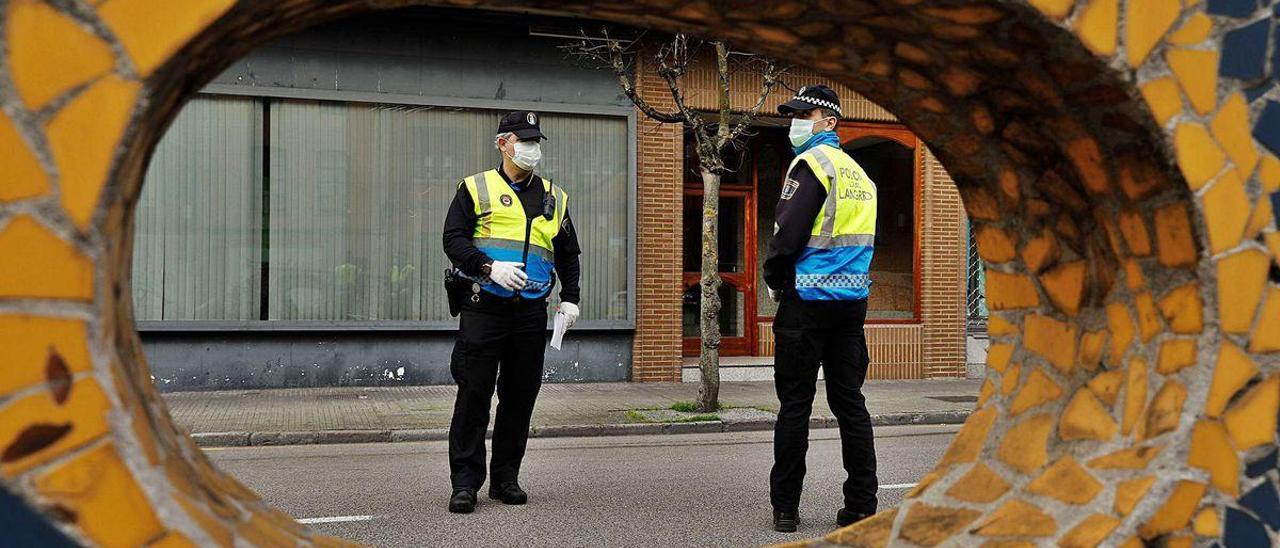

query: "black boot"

left=773, top=510, right=799, bottom=533
left=836, top=507, right=872, bottom=527
left=488, top=482, right=528, bottom=505
left=448, top=489, right=477, bottom=513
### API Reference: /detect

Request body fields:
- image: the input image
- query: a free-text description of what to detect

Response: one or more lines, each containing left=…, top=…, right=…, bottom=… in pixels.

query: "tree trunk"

left=696, top=168, right=722, bottom=413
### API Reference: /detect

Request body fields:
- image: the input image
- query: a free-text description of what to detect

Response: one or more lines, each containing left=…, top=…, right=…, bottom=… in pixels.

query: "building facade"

left=134, top=8, right=972, bottom=390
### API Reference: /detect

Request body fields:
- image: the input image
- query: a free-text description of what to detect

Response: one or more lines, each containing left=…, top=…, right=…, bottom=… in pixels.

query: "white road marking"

left=879, top=482, right=917, bottom=490
left=297, top=515, right=376, bottom=524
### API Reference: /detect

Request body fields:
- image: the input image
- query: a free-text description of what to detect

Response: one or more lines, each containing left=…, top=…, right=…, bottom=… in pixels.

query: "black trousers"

left=448, top=300, right=547, bottom=491
left=769, top=298, right=877, bottom=514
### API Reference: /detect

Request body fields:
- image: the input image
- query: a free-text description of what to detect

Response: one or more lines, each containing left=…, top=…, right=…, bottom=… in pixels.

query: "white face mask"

left=789, top=118, right=817, bottom=147
left=508, top=140, right=542, bottom=171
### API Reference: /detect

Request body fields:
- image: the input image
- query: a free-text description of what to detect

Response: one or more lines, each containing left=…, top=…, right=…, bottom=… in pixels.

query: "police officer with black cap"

left=441, top=111, right=582, bottom=513
left=765, top=85, right=879, bottom=532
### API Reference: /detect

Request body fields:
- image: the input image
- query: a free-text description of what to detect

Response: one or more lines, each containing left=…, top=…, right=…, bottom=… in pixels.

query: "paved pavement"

left=208, top=424, right=958, bottom=547
left=163, top=379, right=980, bottom=445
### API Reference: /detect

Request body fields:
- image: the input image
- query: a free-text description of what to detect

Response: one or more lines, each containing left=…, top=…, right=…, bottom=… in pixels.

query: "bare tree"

left=567, top=31, right=783, bottom=412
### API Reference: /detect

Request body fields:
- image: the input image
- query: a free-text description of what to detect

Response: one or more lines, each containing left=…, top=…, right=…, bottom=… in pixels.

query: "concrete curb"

left=189, top=409, right=971, bottom=448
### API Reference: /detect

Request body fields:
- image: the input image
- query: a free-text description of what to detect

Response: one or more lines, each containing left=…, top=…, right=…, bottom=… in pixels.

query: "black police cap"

left=778, top=85, right=842, bottom=117
left=498, top=111, right=547, bottom=141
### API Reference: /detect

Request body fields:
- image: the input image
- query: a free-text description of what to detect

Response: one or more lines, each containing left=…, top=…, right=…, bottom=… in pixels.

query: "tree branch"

left=725, top=58, right=785, bottom=146
left=563, top=29, right=683, bottom=124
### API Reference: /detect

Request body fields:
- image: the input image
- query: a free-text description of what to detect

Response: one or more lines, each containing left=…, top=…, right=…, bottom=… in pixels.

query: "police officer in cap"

left=764, top=85, right=879, bottom=532
left=441, top=111, right=582, bottom=513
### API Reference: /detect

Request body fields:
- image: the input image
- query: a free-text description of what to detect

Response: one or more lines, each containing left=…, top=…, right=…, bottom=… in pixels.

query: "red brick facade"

left=629, top=61, right=969, bottom=381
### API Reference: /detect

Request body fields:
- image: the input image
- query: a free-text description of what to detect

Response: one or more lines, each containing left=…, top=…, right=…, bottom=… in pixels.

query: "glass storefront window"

left=134, top=96, right=632, bottom=324
left=682, top=283, right=744, bottom=338
left=846, top=137, right=917, bottom=321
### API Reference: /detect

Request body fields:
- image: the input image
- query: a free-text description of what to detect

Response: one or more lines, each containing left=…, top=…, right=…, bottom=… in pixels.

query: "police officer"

left=763, top=85, right=879, bottom=532
left=441, top=111, right=582, bottom=513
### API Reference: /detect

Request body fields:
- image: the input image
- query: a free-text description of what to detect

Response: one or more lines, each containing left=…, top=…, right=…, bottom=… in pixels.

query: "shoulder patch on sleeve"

left=780, top=178, right=800, bottom=200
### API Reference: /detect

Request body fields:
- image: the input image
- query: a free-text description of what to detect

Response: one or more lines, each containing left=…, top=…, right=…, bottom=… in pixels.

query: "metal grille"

left=966, top=221, right=988, bottom=330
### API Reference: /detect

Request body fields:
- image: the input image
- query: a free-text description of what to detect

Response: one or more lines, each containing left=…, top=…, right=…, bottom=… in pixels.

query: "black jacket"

left=763, top=161, right=826, bottom=295
left=442, top=166, right=582, bottom=304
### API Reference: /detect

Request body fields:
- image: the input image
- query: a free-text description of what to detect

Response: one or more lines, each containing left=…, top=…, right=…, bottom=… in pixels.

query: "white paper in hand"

left=550, top=312, right=568, bottom=350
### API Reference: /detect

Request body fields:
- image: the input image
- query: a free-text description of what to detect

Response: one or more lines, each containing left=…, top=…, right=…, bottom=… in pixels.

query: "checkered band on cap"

left=791, top=88, right=842, bottom=116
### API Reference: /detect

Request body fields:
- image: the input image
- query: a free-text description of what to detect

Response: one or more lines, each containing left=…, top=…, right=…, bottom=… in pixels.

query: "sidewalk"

left=164, top=379, right=981, bottom=447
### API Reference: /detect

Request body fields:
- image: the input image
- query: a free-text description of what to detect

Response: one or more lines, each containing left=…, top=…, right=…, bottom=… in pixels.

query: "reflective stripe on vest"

left=787, top=144, right=877, bottom=301
left=462, top=170, right=568, bottom=299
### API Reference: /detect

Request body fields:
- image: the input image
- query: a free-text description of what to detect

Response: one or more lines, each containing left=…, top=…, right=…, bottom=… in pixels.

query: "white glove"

left=487, top=261, right=528, bottom=291
left=768, top=287, right=779, bottom=302
left=558, top=302, right=580, bottom=330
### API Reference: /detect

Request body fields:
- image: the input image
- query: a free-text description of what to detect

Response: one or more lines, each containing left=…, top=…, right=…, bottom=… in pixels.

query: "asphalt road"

left=208, top=424, right=959, bottom=547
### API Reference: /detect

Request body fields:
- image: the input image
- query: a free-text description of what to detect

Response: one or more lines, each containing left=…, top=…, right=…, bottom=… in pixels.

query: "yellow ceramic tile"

left=939, top=406, right=998, bottom=467
left=898, top=503, right=982, bottom=547
left=1125, top=0, right=1180, bottom=67
left=1135, top=292, right=1161, bottom=342
left=1140, top=77, right=1184, bottom=126
left=6, top=0, right=115, bottom=110
left=988, top=315, right=1018, bottom=336
left=1122, top=358, right=1149, bottom=435
left=1217, top=249, right=1269, bottom=334
left=1079, top=331, right=1108, bottom=371
left=1089, top=370, right=1125, bottom=407
left=1142, top=380, right=1186, bottom=439
left=1022, top=228, right=1061, bottom=273
left=975, top=225, right=1018, bottom=263
left=1117, top=210, right=1152, bottom=256
left=1028, top=0, right=1074, bottom=19
left=36, top=442, right=164, bottom=546
left=1206, top=341, right=1259, bottom=417
left=986, top=270, right=1040, bottom=310
left=1124, top=259, right=1146, bottom=291
left=1027, top=456, right=1102, bottom=504
left=1189, top=419, right=1239, bottom=496
left=1202, top=170, right=1250, bottom=254
left=1106, top=302, right=1136, bottom=364
left=1157, top=284, right=1203, bottom=335
left=906, top=471, right=942, bottom=499
left=1157, top=339, right=1198, bottom=375
left=946, top=462, right=1010, bottom=503
left=1193, top=508, right=1221, bottom=537
left=236, top=514, right=301, bottom=548
left=1211, top=93, right=1260, bottom=181
left=1223, top=374, right=1279, bottom=450
left=0, top=378, right=109, bottom=476
left=148, top=533, right=196, bottom=548
left=1088, top=445, right=1162, bottom=469
left=1040, top=261, right=1086, bottom=316
left=997, top=413, right=1053, bottom=473
left=1115, top=476, right=1155, bottom=516
left=1260, top=154, right=1280, bottom=193
left=1245, top=197, right=1273, bottom=240
left=1010, top=368, right=1065, bottom=415
left=1002, top=363, right=1022, bottom=396
left=0, top=215, right=93, bottom=300
left=1139, top=481, right=1206, bottom=537
left=1075, top=0, right=1119, bottom=56
left=1168, top=13, right=1213, bottom=46
left=1023, top=314, right=1078, bottom=374
left=46, top=74, right=141, bottom=231
left=971, top=499, right=1057, bottom=537
left=1058, top=514, right=1121, bottom=548
left=97, top=0, right=237, bottom=78
left=1154, top=202, right=1198, bottom=269
left=0, top=315, right=90, bottom=395
left=1167, top=49, right=1220, bottom=115
left=173, top=494, right=234, bottom=547
left=977, top=378, right=995, bottom=407
left=988, top=343, right=1015, bottom=373
left=1174, top=122, right=1227, bottom=190
left=0, top=112, right=50, bottom=202
left=1249, top=286, right=1280, bottom=353
left=1269, top=232, right=1280, bottom=262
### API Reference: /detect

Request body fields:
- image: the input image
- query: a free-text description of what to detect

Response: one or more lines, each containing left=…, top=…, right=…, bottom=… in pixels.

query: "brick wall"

left=920, top=148, right=968, bottom=378
left=631, top=53, right=684, bottom=382
left=629, top=55, right=970, bottom=381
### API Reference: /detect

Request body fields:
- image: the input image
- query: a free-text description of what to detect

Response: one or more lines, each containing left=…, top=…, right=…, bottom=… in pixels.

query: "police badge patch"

left=527, top=112, right=538, bottom=125
left=780, top=178, right=800, bottom=200
left=500, top=195, right=513, bottom=207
